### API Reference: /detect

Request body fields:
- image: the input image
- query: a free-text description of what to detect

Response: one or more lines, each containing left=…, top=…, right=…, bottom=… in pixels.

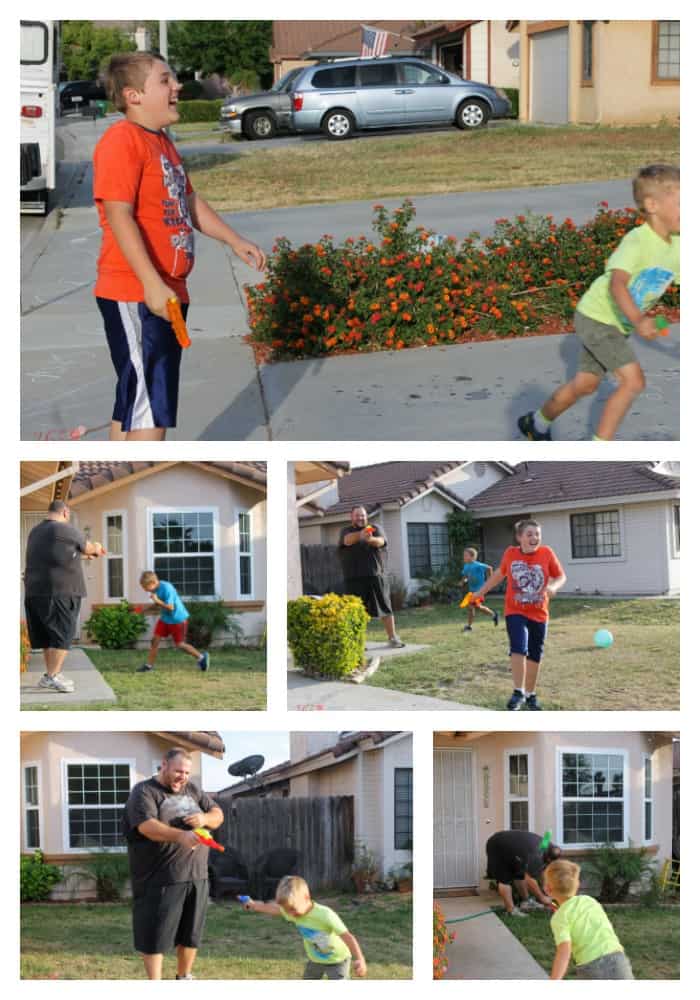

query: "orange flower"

left=401, top=312, right=412, bottom=322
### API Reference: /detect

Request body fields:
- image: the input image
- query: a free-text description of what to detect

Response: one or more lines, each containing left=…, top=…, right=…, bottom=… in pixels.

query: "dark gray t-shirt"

left=24, top=519, right=88, bottom=597
left=486, top=830, right=544, bottom=883
left=121, top=776, right=218, bottom=894
left=338, top=523, right=387, bottom=579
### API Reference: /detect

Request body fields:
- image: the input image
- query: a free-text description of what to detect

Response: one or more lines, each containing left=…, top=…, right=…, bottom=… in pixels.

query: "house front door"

left=434, top=749, right=479, bottom=888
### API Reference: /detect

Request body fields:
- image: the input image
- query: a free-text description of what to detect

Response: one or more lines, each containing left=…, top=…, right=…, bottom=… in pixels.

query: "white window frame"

left=235, top=507, right=254, bottom=599
left=61, top=757, right=135, bottom=854
left=504, top=748, right=534, bottom=834
left=569, top=506, right=625, bottom=563
left=147, top=505, right=220, bottom=600
left=643, top=754, right=653, bottom=844
left=22, top=761, right=43, bottom=852
left=556, top=746, right=629, bottom=849
left=102, top=509, right=128, bottom=602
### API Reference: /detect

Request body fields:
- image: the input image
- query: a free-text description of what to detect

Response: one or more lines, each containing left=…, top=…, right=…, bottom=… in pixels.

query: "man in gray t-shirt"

left=24, top=499, right=106, bottom=693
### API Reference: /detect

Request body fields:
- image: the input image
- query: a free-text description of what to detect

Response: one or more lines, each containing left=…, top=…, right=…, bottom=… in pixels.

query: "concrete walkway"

left=438, top=895, right=548, bottom=980
left=288, top=670, right=481, bottom=711
left=21, top=649, right=117, bottom=708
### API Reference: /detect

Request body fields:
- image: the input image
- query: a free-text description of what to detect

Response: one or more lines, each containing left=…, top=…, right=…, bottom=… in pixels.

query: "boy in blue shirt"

left=138, top=570, right=209, bottom=673
left=461, top=547, right=499, bottom=632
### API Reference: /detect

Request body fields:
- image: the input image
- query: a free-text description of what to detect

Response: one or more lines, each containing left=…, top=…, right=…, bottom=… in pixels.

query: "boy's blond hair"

left=464, top=547, right=478, bottom=558
left=102, top=52, right=160, bottom=112
left=632, top=164, right=680, bottom=213
left=544, top=859, right=580, bottom=898
left=140, top=570, right=159, bottom=587
left=275, top=875, right=310, bottom=907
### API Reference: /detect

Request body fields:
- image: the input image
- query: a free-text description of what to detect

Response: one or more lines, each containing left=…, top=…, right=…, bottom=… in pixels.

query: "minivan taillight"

left=22, top=105, right=42, bottom=118
left=292, top=93, right=303, bottom=112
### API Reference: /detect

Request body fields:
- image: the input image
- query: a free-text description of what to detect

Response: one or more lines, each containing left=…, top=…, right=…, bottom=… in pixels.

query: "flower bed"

left=246, top=200, right=679, bottom=362
left=20, top=619, right=30, bottom=672
left=433, top=901, right=455, bottom=980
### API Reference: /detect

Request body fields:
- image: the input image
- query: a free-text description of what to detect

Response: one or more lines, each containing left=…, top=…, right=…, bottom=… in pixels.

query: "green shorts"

left=575, top=310, right=638, bottom=376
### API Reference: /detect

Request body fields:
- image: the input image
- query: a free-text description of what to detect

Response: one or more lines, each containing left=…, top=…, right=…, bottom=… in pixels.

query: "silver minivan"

left=291, top=57, right=511, bottom=139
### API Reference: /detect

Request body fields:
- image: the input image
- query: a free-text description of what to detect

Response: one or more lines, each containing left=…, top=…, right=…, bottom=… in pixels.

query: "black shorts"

left=132, top=879, right=209, bottom=955
left=346, top=575, right=392, bottom=618
left=24, top=595, right=81, bottom=651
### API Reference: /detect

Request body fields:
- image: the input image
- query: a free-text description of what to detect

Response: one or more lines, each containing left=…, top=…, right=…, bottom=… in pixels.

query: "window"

left=400, top=62, right=445, bottom=86
left=24, top=764, right=41, bottom=850
left=65, top=762, right=131, bottom=850
left=21, top=21, right=48, bottom=64
left=394, top=768, right=413, bottom=850
left=151, top=509, right=216, bottom=598
left=407, top=522, right=450, bottom=577
left=570, top=510, right=621, bottom=558
left=654, top=21, right=680, bottom=82
left=104, top=512, right=126, bottom=600
left=312, top=66, right=356, bottom=89
left=673, top=505, right=680, bottom=554
left=238, top=511, right=253, bottom=597
left=358, top=63, right=397, bottom=87
left=581, top=22, right=594, bottom=83
left=506, top=752, right=531, bottom=831
left=560, top=751, right=625, bottom=846
left=643, top=755, right=653, bottom=842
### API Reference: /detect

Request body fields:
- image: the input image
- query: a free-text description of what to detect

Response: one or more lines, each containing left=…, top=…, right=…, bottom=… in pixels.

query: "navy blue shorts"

left=97, top=298, right=188, bottom=431
left=506, top=614, right=548, bottom=663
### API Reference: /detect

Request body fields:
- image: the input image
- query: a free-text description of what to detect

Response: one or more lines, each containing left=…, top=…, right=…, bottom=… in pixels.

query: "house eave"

left=471, top=490, right=680, bottom=518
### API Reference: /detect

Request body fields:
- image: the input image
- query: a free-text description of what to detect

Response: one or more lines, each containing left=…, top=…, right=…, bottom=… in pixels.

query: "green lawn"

left=495, top=904, right=679, bottom=980
left=24, top=646, right=266, bottom=712
left=367, top=598, right=679, bottom=710
left=21, top=893, right=412, bottom=980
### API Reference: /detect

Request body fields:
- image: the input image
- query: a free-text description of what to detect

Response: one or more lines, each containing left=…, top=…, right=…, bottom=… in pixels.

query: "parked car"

left=291, top=57, right=511, bottom=139
left=219, top=67, right=305, bottom=139
left=60, top=80, right=106, bottom=113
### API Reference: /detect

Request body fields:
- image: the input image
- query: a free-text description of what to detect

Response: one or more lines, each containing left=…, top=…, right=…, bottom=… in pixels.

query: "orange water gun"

left=193, top=827, right=224, bottom=852
left=167, top=297, right=191, bottom=348
left=460, top=592, right=483, bottom=609
left=365, top=526, right=375, bottom=535
left=654, top=315, right=669, bottom=337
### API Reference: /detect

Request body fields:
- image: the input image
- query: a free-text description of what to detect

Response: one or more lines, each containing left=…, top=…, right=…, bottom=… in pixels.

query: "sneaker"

left=520, top=898, right=546, bottom=911
left=518, top=411, right=552, bottom=442
left=136, top=663, right=154, bottom=673
left=463, top=624, right=473, bottom=632
left=175, top=974, right=194, bottom=980
left=506, top=907, right=528, bottom=918
left=525, top=693, right=542, bottom=711
left=38, top=673, right=73, bottom=693
left=198, top=652, right=210, bottom=672
left=388, top=636, right=406, bottom=648
left=53, top=671, right=75, bottom=690
left=507, top=689, right=526, bottom=711
left=493, top=611, right=499, bottom=627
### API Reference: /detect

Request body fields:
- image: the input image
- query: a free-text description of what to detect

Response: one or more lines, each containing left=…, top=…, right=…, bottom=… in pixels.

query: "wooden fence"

left=222, top=795, right=355, bottom=891
left=300, top=544, right=345, bottom=596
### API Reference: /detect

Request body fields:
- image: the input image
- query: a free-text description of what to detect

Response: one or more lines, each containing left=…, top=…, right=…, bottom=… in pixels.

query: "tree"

left=61, top=21, right=136, bottom=81
left=445, top=509, right=479, bottom=574
left=168, top=21, right=273, bottom=88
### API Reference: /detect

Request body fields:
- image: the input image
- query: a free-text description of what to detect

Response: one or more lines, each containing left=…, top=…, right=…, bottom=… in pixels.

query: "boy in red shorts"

left=138, top=571, right=209, bottom=673
left=474, top=520, right=566, bottom=711
left=94, top=52, right=266, bottom=441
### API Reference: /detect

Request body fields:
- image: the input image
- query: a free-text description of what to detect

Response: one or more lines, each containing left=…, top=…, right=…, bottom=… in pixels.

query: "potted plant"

left=351, top=841, right=379, bottom=894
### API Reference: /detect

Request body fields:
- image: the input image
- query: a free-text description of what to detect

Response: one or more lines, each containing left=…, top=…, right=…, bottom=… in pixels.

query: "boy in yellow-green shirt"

left=242, top=875, right=367, bottom=980
left=519, top=163, right=679, bottom=441
left=544, top=860, right=634, bottom=979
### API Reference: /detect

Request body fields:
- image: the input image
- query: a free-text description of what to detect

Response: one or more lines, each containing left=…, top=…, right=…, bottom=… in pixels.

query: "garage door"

left=531, top=27, right=569, bottom=123
left=434, top=749, right=479, bottom=888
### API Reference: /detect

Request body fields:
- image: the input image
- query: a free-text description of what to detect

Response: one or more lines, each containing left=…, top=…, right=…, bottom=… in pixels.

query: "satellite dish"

left=228, top=754, right=265, bottom=778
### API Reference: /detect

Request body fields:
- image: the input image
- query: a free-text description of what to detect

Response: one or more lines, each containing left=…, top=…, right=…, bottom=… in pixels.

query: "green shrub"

left=176, top=99, right=224, bottom=123
left=186, top=600, right=243, bottom=648
left=179, top=79, right=205, bottom=100
left=288, top=594, right=369, bottom=678
left=415, top=572, right=460, bottom=605
left=84, top=601, right=148, bottom=649
left=81, top=852, right=131, bottom=902
left=503, top=87, right=519, bottom=118
left=582, top=843, right=657, bottom=903
left=21, top=851, right=62, bottom=902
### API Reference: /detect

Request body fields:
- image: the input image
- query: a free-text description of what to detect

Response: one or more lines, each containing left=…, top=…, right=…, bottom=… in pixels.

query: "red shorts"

left=154, top=618, right=188, bottom=644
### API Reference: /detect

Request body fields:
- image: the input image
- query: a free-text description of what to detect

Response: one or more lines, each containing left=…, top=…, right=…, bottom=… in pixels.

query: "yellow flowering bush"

left=287, top=594, right=369, bottom=678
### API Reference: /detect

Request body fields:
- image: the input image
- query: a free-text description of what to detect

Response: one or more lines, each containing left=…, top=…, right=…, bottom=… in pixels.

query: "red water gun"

left=193, top=827, right=224, bottom=852
left=460, top=592, right=483, bottom=609
left=167, top=297, right=192, bottom=349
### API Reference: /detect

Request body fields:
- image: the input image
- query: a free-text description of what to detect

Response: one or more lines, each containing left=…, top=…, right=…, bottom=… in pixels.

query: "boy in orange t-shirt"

left=93, top=52, right=266, bottom=440
left=474, top=520, right=566, bottom=711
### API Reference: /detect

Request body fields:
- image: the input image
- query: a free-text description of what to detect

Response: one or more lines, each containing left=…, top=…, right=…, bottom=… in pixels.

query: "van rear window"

left=358, top=64, right=397, bottom=87
left=311, top=66, right=356, bottom=89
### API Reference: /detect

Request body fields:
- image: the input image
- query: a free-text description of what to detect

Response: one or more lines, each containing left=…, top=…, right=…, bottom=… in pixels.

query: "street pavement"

left=21, top=117, right=679, bottom=441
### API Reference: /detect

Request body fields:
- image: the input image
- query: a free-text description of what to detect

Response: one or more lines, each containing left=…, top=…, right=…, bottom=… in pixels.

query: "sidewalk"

left=21, top=649, right=117, bottom=708
left=438, top=895, right=548, bottom=980
left=288, top=670, right=482, bottom=710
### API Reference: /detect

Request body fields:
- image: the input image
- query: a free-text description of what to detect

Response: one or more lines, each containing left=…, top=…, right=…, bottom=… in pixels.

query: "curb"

left=20, top=161, right=83, bottom=281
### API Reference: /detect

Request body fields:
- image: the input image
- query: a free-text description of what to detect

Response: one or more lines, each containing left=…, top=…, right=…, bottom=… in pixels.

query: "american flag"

left=361, top=24, right=389, bottom=58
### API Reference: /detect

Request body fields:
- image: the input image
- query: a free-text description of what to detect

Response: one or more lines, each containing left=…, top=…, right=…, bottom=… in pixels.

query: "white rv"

left=20, top=20, right=60, bottom=215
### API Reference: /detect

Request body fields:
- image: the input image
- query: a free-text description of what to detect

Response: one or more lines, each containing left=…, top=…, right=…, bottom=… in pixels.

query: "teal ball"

left=594, top=629, right=614, bottom=648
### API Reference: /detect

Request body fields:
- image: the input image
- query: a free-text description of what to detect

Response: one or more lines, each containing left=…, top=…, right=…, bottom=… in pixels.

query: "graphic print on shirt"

left=618, top=266, right=675, bottom=331
left=158, top=791, right=201, bottom=828
left=296, top=925, right=334, bottom=960
left=510, top=560, right=545, bottom=606
left=160, top=153, right=194, bottom=276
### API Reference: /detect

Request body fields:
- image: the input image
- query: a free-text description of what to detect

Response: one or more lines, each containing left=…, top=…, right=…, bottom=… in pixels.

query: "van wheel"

left=244, top=111, right=276, bottom=140
left=322, top=109, right=355, bottom=140
left=456, top=99, right=490, bottom=129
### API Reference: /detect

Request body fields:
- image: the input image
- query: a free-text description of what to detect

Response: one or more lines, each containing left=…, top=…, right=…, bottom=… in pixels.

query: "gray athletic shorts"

left=575, top=310, right=638, bottom=376
left=303, top=959, right=351, bottom=979
left=576, top=950, right=634, bottom=979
